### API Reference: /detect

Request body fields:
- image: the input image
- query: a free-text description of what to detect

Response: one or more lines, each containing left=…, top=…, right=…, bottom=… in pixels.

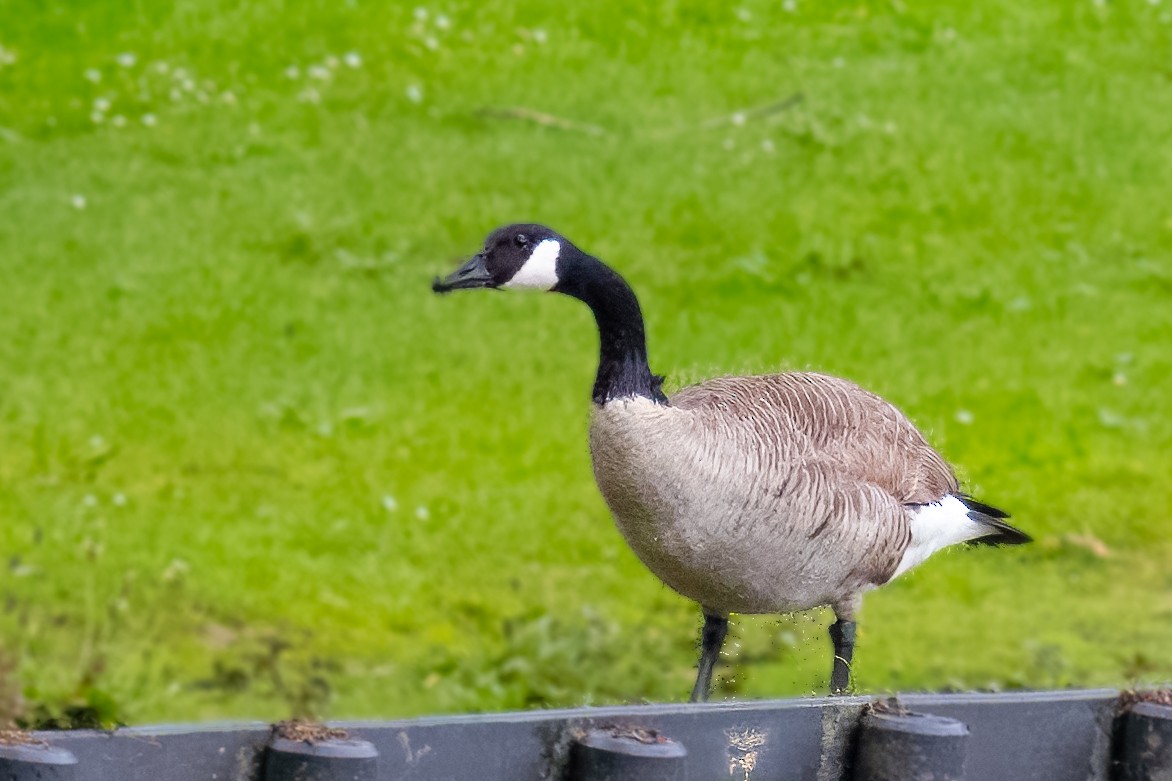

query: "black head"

left=433, top=223, right=570, bottom=293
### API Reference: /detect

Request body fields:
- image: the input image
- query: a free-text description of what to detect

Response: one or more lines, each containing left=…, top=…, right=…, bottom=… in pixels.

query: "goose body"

left=591, top=373, right=959, bottom=618
left=434, top=223, right=1030, bottom=700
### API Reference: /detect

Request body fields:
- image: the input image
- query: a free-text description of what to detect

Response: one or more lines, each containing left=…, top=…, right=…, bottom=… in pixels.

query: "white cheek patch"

left=502, top=239, right=561, bottom=290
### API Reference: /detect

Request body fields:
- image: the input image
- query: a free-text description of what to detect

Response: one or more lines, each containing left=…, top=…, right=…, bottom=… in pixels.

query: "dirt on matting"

left=867, top=697, right=912, bottom=717
left=272, top=719, right=350, bottom=744
left=0, top=728, right=44, bottom=747
left=1119, top=689, right=1172, bottom=710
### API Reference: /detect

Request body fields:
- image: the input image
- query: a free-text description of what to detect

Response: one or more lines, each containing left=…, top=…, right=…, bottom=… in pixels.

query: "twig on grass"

left=475, top=91, right=804, bottom=139
left=661, top=92, right=806, bottom=137
left=475, top=106, right=609, bottom=137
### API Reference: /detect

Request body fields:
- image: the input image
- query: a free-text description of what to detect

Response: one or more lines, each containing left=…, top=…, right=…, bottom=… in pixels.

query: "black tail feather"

left=957, top=494, right=1009, bottom=519
left=958, top=495, right=1032, bottom=546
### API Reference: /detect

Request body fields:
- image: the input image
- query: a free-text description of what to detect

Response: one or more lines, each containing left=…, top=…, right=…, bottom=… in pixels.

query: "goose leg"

left=689, top=612, right=728, bottom=703
left=829, top=617, right=856, bottom=694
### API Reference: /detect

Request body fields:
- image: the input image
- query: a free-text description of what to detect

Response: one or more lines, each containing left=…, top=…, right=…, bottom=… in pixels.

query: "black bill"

left=432, top=253, right=493, bottom=294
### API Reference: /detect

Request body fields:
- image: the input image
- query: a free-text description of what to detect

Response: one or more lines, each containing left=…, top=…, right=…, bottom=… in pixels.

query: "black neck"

left=553, top=251, right=668, bottom=406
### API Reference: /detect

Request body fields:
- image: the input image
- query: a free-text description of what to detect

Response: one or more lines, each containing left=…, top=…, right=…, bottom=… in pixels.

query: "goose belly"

left=589, top=403, right=862, bottom=615
left=607, top=487, right=842, bottom=614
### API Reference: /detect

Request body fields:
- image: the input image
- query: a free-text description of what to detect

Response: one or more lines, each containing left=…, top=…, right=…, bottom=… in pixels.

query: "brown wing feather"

left=669, top=372, right=958, bottom=505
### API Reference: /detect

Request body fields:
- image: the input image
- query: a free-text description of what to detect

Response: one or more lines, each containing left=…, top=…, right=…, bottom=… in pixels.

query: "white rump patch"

left=502, top=238, right=561, bottom=290
left=891, top=495, right=984, bottom=579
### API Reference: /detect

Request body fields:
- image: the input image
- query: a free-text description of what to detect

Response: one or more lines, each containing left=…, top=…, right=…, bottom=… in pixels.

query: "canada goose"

left=433, top=223, right=1031, bottom=701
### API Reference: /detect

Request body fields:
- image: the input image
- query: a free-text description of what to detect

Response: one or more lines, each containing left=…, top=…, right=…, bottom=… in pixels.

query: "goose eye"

left=514, top=233, right=529, bottom=248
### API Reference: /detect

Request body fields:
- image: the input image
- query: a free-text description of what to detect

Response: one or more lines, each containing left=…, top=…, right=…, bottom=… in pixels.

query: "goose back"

left=670, top=373, right=959, bottom=504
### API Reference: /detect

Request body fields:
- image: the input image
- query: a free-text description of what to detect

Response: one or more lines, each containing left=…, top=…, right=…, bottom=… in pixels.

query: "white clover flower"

left=221, top=90, right=237, bottom=105
left=112, top=114, right=127, bottom=127
left=415, top=505, right=430, bottom=521
left=113, top=492, right=128, bottom=506
left=532, top=28, right=548, bottom=44
left=71, top=194, right=87, bottom=210
left=90, top=111, right=105, bottom=124
left=116, top=52, right=137, bottom=68
left=1098, top=408, right=1124, bottom=428
left=161, top=558, right=190, bottom=583
left=154, top=61, right=170, bottom=74
left=325, top=54, right=340, bottom=69
left=955, top=409, right=975, bottom=425
left=382, top=495, right=398, bottom=512
left=414, top=6, right=428, bottom=20
left=93, top=97, right=111, bottom=113
left=406, top=84, right=423, bottom=103
left=435, top=13, right=451, bottom=29
left=284, top=64, right=301, bottom=79
left=298, top=87, right=321, bottom=104
left=0, top=44, right=17, bottom=67
left=308, top=64, right=330, bottom=80
left=84, top=68, right=102, bottom=83
left=343, top=51, right=362, bottom=68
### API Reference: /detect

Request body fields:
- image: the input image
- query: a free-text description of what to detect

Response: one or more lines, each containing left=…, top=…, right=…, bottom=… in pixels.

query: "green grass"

left=1, top=0, right=1171, bottom=725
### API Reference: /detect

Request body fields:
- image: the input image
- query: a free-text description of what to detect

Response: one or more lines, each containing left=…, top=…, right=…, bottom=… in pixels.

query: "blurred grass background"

left=0, top=0, right=1170, bottom=726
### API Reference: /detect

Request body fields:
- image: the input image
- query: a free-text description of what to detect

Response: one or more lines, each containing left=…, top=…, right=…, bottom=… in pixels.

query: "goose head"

left=432, top=223, right=571, bottom=293
left=434, top=223, right=664, bottom=404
